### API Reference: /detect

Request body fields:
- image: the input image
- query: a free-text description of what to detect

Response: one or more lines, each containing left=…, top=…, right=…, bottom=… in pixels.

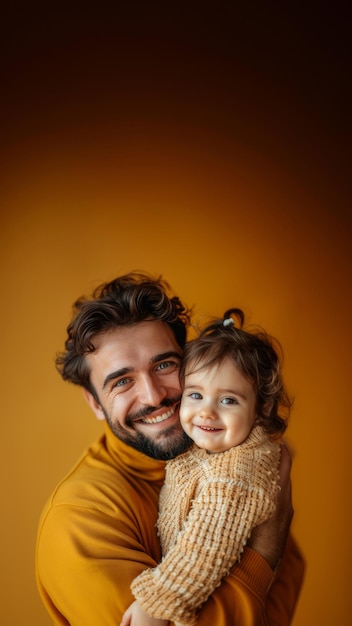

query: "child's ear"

left=82, top=388, right=106, bottom=421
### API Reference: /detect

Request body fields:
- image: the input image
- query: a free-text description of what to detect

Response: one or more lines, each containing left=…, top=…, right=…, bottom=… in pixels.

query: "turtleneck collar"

left=103, top=421, right=167, bottom=483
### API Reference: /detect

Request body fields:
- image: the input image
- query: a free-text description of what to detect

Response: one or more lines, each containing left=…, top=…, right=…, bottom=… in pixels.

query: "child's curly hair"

left=179, top=308, right=292, bottom=437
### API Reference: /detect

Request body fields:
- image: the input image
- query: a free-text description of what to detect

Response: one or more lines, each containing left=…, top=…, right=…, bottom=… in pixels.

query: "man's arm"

left=36, top=503, right=160, bottom=625
left=260, top=443, right=305, bottom=625
left=266, top=532, right=305, bottom=625
left=248, top=442, right=293, bottom=568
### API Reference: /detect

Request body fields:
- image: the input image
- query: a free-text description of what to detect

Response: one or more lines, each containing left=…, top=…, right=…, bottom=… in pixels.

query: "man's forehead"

left=90, top=320, right=181, bottom=360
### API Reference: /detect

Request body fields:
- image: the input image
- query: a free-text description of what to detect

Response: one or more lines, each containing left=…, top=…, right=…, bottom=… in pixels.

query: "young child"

left=121, top=308, right=292, bottom=626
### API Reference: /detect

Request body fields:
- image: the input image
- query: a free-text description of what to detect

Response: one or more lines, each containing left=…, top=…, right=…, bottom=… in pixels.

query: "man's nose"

left=138, top=375, right=167, bottom=405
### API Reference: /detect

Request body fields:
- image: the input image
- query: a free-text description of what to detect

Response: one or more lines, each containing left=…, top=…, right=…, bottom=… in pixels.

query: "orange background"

left=1, top=6, right=350, bottom=625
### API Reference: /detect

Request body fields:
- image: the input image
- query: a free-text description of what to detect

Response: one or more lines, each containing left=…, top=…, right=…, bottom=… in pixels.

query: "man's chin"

left=136, top=429, right=193, bottom=460
left=108, top=419, right=192, bottom=460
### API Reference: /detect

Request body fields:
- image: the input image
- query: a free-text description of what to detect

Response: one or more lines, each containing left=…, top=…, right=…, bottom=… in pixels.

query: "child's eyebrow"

left=183, top=382, right=248, bottom=400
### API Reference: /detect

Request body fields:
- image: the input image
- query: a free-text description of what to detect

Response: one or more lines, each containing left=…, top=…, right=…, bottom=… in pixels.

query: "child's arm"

left=131, top=465, right=278, bottom=625
left=120, top=600, right=169, bottom=626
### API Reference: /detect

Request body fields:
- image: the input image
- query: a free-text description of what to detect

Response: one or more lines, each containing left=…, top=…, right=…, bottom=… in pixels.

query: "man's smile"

left=140, top=406, right=177, bottom=425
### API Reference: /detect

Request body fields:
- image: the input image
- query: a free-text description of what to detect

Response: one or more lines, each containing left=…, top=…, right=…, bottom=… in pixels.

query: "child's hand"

left=120, top=600, right=169, bottom=626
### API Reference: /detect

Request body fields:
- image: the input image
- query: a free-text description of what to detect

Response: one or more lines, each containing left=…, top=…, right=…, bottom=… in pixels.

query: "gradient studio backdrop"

left=1, top=6, right=350, bottom=625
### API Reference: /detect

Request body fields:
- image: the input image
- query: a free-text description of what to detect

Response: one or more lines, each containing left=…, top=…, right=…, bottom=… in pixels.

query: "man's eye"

left=113, top=377, right=130, bottom=388
left=157, top=361, right=170, bottom=370
left=156, top=361, right=178, bottom=371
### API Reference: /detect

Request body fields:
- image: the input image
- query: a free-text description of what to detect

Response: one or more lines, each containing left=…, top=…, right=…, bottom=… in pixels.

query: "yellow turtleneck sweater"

left=36, top=422, right=304, bottom=625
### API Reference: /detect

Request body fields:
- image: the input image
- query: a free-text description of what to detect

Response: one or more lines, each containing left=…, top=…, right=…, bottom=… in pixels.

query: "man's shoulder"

left=42, top=434, right=130, bottom=513
left=39, top=430, right=165, bottom=531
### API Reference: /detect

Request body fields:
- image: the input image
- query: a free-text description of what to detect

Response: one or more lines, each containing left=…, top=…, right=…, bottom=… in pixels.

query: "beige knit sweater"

left=131, top=425, right=281, bottom=626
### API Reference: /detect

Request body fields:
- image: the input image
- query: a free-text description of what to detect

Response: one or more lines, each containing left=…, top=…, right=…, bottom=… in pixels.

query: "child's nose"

left=199, top=399, right=218, bottom=419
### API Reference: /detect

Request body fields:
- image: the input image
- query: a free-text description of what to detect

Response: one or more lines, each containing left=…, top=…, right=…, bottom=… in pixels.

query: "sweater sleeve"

left=131, top=474, right=276, bottom=625
left=265, top=532, right=306, bottom=625
left=195, top=536, right=305, bottom=626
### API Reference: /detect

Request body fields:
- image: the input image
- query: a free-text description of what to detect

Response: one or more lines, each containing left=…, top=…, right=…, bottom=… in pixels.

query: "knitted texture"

left=131, top=425, right=281, bottom=625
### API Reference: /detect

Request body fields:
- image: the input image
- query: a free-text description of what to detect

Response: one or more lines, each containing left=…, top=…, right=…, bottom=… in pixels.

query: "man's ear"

left=82, top=388, right=106, bottom=421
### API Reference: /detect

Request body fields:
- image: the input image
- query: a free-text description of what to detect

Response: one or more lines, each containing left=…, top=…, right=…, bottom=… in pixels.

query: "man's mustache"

left=127, top=395, right=182, bottom=424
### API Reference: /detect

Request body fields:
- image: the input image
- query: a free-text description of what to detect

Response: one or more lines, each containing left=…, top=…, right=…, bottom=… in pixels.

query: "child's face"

left=180, top=357, right=257, bottom=453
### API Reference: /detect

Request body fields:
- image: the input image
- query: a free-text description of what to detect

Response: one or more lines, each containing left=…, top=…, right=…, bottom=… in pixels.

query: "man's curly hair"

left=56, top=272, right=192, bottom=399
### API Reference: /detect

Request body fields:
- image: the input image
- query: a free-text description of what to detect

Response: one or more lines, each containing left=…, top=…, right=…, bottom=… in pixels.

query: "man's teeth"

left=141, top=408, right=175, bottom=424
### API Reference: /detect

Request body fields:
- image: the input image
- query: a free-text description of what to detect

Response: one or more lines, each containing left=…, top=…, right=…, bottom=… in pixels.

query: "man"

left=36, top=272, right=305, bottom=625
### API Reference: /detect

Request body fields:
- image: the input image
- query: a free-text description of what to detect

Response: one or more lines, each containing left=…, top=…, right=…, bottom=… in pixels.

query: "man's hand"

left=248, top=441, right=294, bottom=570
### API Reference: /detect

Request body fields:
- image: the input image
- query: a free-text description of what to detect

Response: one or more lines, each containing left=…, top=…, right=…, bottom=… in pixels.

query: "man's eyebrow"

left=150, top=351, right=182, bottom=364
left=102, top=352, right=182, bottom=391
left=102, top=367, right=132, bottom=391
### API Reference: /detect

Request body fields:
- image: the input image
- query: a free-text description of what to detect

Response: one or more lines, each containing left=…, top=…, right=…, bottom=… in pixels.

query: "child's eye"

left=190, top=392, right=202, bottom=400
left=221, top=397, right=238, bottom=405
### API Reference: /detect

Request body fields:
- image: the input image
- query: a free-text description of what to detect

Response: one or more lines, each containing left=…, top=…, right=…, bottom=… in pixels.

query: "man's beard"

left=101, top=398, right=193, bottom=460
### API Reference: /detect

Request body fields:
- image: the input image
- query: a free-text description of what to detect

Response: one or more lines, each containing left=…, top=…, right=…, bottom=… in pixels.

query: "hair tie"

left=223, top=318, right=234, bottom=328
